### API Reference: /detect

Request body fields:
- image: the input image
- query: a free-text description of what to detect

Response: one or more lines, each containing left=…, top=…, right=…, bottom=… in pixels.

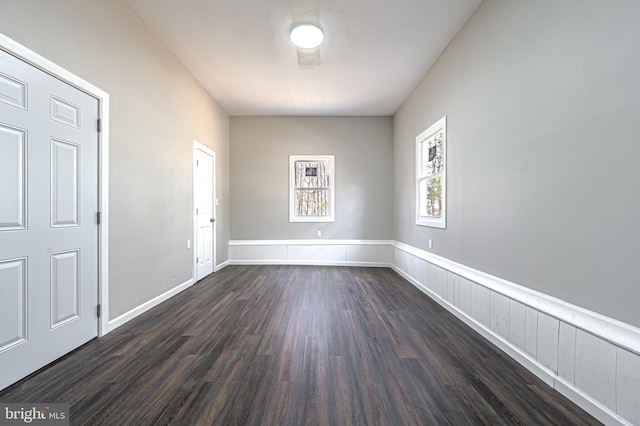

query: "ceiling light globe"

left=290, top=23, right=324, bottom=49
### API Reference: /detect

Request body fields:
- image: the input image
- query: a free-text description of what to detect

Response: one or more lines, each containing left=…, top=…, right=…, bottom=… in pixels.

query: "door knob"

left=210, top=218, right=215, bottom=223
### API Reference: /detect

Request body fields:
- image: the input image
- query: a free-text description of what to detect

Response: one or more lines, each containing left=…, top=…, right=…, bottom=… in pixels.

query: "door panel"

left=0, top=124, right=26, bottom=230
left=50, top=96, right=80, bottom=128
left=50, top=250, right=80, bottom=328
left=0, top=48, right=99, bottom=391
left=194, top=147, right=215, bottom=281
left=51, top=138, right=80, bottom=227
left=0, top=258, right=27, bottom=351
left=0, top=72, right=27, bottom=109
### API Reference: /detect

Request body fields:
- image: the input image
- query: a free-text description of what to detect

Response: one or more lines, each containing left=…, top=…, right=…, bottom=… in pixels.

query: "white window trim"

left=289, top=155, right=335, bottom=223
left=416, top=116, right=447, bottom=228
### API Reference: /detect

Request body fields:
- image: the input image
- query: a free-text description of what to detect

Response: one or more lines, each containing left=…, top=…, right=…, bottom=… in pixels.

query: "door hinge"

left=196, top=257, right=199, bottom=263
left=97, top=304, right=102, bottom=318
left=196, top=159, right=199, bottom=166
left=97, top=211, right=101, bottom=225
left=97, top=118, right=102, bottom=133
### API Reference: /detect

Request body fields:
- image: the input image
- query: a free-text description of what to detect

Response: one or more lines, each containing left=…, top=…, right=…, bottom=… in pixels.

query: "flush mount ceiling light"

left=290, top=22, right=324, bottom=49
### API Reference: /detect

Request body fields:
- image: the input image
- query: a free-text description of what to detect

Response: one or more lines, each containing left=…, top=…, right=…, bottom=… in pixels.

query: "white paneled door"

left=0, top=49, right=99, bottom=390
left=194, top=145, right=215, bottom=281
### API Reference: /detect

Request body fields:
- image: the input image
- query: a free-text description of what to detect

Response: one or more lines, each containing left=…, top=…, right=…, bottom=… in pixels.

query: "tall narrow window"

left=289, top=155, right=335, bottom=222
left=416, top=116, right=446, bottom=228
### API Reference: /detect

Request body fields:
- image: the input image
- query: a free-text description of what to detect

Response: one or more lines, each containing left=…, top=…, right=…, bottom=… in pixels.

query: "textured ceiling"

left=128, top=0, right=481, bottom=115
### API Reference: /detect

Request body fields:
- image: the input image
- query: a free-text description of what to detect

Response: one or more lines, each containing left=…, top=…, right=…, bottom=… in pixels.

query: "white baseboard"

left=106, top=278, right=194, bottom=333
left=215, top=259, right=230, bottom=271
left=230, top=259, right=390, bottom=267
left=106, top=261, right=230, bottom=333
left=228, top=239, right=393, bottom=246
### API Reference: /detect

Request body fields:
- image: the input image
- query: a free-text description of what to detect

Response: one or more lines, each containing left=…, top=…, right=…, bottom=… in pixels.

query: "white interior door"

left=0, top=49, right=99, bottom=390
left=194, top=144, right=215, bottom=281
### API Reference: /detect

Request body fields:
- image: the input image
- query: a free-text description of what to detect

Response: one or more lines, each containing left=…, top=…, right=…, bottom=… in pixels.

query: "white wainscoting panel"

left=574, top=329, right=617, bottom=412
left=476, top=285, right=492, bottom=328
left=390, top=241, right=640, bottom=426
left=557, top=322, right=577, bottom=386
left=346, top=244, right=391, bottom=264
left=288, top=244, right=346, bottom=263
left=490, top=291, right=510, bottom=340
left=412, top=256, right=427, bottom=289
left=469, top=279, right=479, bottom=321
left=617, top=348, right=640, bottom=425
left=524, top=306, right=538, bottom=359
left=459, top=277, right=472, bottom=316
left=431, top=264, right=446, bottom=302
left=393, top=246, right=412, bottom=273
left=229, top=240, right=393, bottom=267
left=229, top=244, right=288, bottom=264
left=537, top=313, right=559, bottom=374
left=509, top=300, right=526, bottom=351
left=445, top=272, right=457, bottom=306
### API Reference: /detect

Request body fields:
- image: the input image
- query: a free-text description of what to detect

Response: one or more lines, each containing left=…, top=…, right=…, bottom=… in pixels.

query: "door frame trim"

left=193, top=141, right=216, bottom=281
left=0, top=32, right=111, bottom=336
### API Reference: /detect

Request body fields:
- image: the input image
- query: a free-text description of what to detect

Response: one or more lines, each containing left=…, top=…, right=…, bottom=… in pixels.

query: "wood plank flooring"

left=0, top=265, right=600, bottom=425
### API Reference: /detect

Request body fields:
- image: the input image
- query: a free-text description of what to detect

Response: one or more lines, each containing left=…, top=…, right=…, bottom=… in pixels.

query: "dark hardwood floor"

left=1, top=265, right=599, bottom=425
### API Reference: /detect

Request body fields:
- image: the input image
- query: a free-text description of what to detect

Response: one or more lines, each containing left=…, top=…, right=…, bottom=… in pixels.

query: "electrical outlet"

left=428, top=239, right=433, bottom=249
left=187, top=239, right=191, bottom=249
left=316, top=230, right=322, bottom=237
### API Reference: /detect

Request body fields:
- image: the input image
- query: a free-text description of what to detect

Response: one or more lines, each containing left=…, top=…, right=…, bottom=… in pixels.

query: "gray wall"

left=3, top=0, right=637, bottom=329
left=394, top=0, right=640, bottom=327
left=230, top=116, right=393, bottom=240
left=0, top=0, right=231, bottom=319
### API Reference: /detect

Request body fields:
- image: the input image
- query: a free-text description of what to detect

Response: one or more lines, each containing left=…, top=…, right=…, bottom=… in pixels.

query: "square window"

left=289, top=155, right=334, bottom=222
